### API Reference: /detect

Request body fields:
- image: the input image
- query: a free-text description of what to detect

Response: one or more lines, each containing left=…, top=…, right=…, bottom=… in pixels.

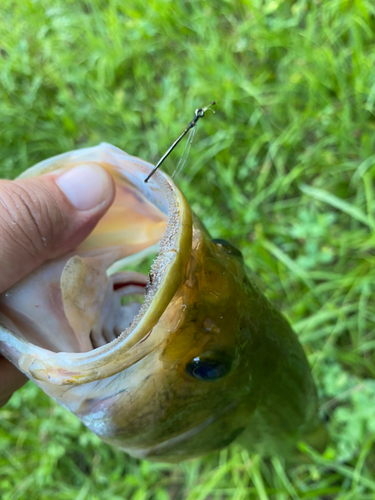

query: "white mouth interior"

left=0, top=168, right=168, bottom=354
left=88, top=253, right=158, bottom=349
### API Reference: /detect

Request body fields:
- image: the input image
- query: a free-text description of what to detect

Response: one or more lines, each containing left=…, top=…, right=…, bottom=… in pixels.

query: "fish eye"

left=212, top=238, right=243, bottom=259
left=185, top=351, right=232, bottom=382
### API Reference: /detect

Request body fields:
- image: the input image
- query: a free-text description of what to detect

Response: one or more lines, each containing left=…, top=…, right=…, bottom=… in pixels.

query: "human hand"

left=0, top=163, right=115, bottom=407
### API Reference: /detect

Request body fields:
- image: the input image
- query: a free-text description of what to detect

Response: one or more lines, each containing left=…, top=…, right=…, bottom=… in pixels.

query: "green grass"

left=1, top=0, right=375, bottom=498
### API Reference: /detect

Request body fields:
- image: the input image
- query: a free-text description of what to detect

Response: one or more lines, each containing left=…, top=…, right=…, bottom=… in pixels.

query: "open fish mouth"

left=0, top=143, right=192, bottom=386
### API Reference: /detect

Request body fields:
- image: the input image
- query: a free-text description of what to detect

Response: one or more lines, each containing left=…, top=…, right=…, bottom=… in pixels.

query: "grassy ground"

left=1, top=0, right=375, bottom=498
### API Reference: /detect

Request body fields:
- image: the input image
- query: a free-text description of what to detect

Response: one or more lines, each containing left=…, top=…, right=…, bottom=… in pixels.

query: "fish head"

left=88, top=223, right=264, bottom=462
left=0, top=143, right=322, bottom=462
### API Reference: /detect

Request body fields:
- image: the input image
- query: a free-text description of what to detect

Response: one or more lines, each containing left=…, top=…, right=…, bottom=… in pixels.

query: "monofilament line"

left=171, top=126, right=196, bottom=180
left=144, top=101, right=215, bottom=183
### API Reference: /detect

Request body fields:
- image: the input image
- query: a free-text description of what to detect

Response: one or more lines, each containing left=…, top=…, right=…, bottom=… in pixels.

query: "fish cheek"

left=94, top=345, right=257, bottom=454
left=103, top=369, right=226, bottom=448
left=137, top=383, right=258, bottom=462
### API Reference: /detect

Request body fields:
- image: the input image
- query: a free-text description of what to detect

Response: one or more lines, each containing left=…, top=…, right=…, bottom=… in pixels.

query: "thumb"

left=0, top=163, right=115, bottom=292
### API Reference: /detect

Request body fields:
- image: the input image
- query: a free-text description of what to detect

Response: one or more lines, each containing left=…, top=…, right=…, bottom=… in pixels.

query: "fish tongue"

left=60, top=254, right=109, bottom=350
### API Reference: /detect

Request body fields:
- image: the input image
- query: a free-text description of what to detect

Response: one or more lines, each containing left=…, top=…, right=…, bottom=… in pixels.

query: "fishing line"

left=144, top=101, right=215, bottom=183
left=171, top=126, right=196, bottom=180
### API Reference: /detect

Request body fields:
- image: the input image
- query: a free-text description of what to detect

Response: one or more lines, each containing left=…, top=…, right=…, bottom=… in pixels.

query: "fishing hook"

left=144, top=101, right=215, bottom=183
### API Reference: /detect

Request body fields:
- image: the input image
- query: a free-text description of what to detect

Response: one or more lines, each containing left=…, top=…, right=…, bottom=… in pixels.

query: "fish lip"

left=1, top=144, right=193, bottom=386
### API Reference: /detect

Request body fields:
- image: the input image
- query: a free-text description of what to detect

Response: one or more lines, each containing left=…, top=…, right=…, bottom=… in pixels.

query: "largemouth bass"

left=0, top=143, right=326, bottom=462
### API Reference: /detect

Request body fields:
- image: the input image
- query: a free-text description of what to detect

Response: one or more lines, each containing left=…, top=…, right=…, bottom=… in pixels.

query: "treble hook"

left=144, top=101, right=215, bottom=183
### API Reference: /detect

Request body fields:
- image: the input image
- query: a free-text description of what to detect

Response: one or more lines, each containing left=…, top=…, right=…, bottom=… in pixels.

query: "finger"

left=0, top=355, right=28, bottom=408
left=0, top=164, right=115, bottom=293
